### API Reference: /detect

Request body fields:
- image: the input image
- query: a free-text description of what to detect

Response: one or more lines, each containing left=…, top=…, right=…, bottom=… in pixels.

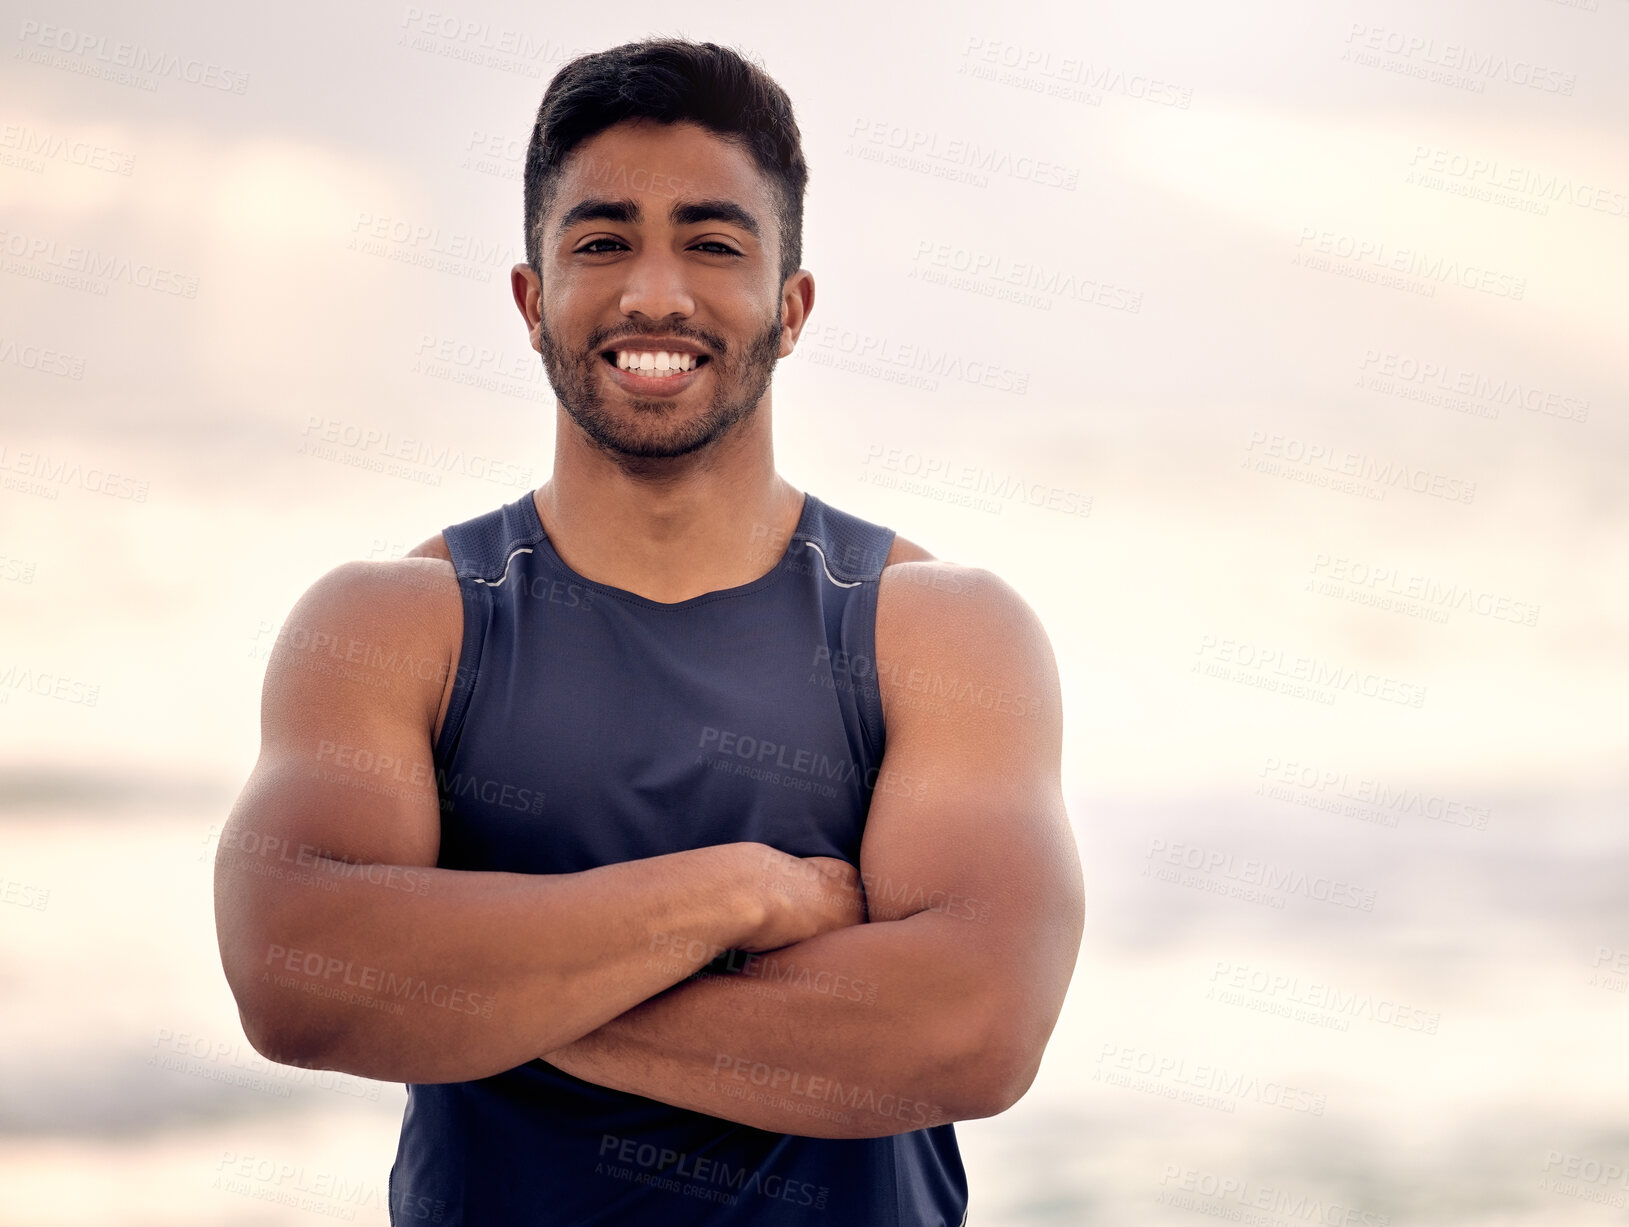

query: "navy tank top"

left=388, top=489, right=969, bottom=1226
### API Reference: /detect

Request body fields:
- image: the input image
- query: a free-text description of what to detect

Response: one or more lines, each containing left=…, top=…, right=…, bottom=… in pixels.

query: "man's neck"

left=533, top=466, right=804, bottom=605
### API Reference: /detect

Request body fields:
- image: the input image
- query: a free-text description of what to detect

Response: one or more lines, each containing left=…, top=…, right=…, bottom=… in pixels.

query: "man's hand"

left=745, top=850, right=867, bottom=952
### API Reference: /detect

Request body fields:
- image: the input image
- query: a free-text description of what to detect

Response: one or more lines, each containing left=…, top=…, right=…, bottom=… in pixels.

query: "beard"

left=538, top=304, right=784, bottom=465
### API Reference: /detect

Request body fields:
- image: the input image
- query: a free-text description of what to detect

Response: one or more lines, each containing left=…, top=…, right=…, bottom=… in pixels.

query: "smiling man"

left=214, top=36, right=1081, bottom=1227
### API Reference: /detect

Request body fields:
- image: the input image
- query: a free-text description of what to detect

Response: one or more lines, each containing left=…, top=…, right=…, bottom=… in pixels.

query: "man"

left=214, top=37, right=1082, bottom=1226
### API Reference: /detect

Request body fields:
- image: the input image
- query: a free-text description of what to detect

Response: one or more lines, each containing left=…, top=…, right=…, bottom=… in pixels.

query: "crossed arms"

left=214, top=554, right=1083, bottom=1138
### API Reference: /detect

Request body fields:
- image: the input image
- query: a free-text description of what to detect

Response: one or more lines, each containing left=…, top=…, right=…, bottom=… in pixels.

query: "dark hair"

left=523, top=37, right=808, bottom=290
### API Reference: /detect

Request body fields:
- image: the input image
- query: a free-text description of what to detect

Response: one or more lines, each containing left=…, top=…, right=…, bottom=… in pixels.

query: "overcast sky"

left=2, top=0, right=1624, bottom=808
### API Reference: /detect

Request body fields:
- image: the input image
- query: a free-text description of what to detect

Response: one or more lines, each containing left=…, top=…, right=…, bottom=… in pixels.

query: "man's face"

left=527, top=119, right=799, bottom=462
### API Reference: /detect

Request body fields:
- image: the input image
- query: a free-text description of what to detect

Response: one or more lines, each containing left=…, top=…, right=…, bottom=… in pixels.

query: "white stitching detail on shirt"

left=473, top=546, right=533, bottom=588
left=803, top=540, right=862, bottom=588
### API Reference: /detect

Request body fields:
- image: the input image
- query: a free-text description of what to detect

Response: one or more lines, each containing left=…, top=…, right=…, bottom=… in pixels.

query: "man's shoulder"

left=874, top=549, right=1058, bottom=733
left=883, top=533, right=935, bottom=567
left=878, top=533, right=994, bottom=605
left=875, top=541, right=1049, bottom=673
left=405, top=534, right=452, bottom=562
left=398, top=492, right=544, bottom=571
left=294, top=556, right=461, bottom=632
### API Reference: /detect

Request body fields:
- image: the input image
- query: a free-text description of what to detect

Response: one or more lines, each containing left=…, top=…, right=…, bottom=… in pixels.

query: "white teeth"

left=614, top=350, right=699, bottom=374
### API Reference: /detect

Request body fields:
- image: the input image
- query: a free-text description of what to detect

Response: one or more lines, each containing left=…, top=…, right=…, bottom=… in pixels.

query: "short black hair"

left=523, top=37, right=809, bottom=290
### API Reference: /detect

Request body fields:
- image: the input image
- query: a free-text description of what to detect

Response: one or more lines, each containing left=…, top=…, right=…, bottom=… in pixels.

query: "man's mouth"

left=600, top=349, right=711, bottom=378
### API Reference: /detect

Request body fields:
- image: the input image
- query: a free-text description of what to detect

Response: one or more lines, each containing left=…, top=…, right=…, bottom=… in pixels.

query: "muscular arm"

left=542, top=563, right=1084, bottom=1138
left=214, top=558, right=858, bottom=1085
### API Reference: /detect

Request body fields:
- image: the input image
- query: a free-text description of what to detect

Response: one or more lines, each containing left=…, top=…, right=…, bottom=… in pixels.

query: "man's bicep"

left=860, top=566, right=1081, bottom=962
left=223, top=560, right=459, bottom=876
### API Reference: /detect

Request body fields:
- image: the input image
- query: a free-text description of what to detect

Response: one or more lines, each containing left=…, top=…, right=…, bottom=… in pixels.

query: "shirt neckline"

left=520, top=489, right=816, bottom=611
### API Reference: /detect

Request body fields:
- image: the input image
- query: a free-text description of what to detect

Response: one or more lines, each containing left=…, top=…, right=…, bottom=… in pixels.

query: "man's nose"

left=618, top=248, right=697, bottom=321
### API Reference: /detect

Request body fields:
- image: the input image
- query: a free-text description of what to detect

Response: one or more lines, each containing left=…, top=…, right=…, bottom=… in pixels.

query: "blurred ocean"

left=3, top=783, right=1625, bottom=1226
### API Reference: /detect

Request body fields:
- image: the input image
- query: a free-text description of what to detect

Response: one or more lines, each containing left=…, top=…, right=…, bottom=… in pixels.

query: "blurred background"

left=2, top=0, right=1625, bottom=1222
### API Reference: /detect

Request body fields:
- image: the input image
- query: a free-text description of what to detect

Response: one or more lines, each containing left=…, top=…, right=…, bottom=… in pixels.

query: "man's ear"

left=779, top=269, right=815, bottom=358
left=511, top=263, right=543, bottom=352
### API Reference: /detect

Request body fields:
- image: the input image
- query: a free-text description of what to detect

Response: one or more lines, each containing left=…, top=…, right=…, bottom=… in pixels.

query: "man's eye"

left=572, top=240, right=742, bottom=256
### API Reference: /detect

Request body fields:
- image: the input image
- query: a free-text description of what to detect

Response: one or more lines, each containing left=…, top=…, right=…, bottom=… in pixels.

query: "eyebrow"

left=555, top=196, right=762, bottom=242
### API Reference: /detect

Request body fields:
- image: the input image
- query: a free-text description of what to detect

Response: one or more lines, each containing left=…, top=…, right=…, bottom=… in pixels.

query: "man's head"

left=524, top=38, right=808, bottom=292
left=514, top=38, right=813, bottom=466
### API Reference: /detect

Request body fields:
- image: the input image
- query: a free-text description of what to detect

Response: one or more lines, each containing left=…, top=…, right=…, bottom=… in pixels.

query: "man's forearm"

left=217, top=840, right=774, bottom=1085
left=542, top=911, right=1013, bottom=1139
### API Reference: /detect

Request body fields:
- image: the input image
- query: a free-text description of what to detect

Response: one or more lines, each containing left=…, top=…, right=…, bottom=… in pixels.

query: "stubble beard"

left=539, top=305, right=785, bottom=466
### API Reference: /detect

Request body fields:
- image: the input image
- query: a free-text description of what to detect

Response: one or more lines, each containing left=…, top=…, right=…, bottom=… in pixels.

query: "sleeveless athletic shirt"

left=387, top=489, right=969, bottom=1227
